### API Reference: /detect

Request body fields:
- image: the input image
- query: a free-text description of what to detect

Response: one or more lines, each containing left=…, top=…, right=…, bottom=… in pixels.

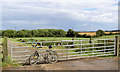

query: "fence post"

left=115, top=36, right=119, bottom=57
left=3, top=38, right=8, bottom=62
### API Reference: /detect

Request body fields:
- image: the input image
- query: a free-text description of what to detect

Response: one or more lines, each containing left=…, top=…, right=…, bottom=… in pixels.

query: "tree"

left=66, top=29, right=77, bottom=37
left=31, top=30, right=39, bottom=37
left=16, top=30, right=26, bottom=37
left=96, top=29, right=104, bottom=37
left=1, top=29, right=67, bottom=38
left=2, top=30, right=16, bottom=38
left=0, top=30, right=2, bottom=37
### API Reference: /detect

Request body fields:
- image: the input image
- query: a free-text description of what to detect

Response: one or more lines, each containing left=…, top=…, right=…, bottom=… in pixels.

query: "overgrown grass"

left=2, top=56, right=22, bottom=68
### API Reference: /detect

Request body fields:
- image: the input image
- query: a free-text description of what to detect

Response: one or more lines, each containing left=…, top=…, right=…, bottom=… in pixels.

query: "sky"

left=1, top=0, right=119, bottom=31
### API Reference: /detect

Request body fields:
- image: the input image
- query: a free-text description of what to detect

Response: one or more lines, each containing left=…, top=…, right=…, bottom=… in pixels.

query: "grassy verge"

left=2, top=56, right=22, bottom=68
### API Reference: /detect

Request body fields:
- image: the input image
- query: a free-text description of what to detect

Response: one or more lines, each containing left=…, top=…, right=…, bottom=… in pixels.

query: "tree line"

left=0, top=29, right=119, bottom=38
left=1, top=29, right=66, bottom=38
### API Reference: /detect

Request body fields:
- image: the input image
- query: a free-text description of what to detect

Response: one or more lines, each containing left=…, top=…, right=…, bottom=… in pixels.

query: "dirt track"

left=3, top=57, right=119, bottom=70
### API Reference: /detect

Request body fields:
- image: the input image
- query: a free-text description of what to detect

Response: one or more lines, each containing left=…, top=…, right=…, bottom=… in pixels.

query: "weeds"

left=2, top=56, right=22, bottom=68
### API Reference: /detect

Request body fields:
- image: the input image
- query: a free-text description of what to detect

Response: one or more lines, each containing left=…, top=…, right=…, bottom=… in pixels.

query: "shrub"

left=96, top=29, right=104, bottom=37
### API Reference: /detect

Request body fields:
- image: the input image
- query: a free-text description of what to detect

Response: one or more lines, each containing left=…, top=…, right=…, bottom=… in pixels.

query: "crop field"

left=78, top=32, right=119, bottom=36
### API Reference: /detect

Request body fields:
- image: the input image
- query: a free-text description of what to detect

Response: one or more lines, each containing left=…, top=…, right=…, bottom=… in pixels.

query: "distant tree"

left=96, top=29, right=104, bottom=37
left=0, top=30, right=2, bottom=37
left=66, top=29, right=77, bottom=37
left=76, top=33, right=82, bottom=37
left=16, top=30, right=26, bottom=37
left=2, top=30, right=16, bottom=38
left=31, top=30, right=39, bottom=37
left=1, top=29, right=67, bottom=38
left=54, top=29, right=66, bottom=37
left=22, top=29, right=32, bottom=37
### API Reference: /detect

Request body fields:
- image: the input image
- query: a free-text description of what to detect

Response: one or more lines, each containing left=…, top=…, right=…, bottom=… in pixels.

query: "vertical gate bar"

left=26, top=43, right=27, bottom=60
left=93, top=40, right=94, bottom=56
left=54, top=42, right=55, bottom=50
left=81, top=40, right=82, bottom=57
left=40, top=42, right=42, bottom=52
left=11, top=43, right=13, bottom=61
left=67, top=41, right=68, bottom=60
left=104, top=39, right=106, bottom=55
left=79, top=40, right=80, bottom=54
left=40, top=42, right=42, bottom=60
left=73, top=40, right=75, bottom=45
left=41, top=42, right=42, bottom=47
left=61, top=40, right=63, bottom=46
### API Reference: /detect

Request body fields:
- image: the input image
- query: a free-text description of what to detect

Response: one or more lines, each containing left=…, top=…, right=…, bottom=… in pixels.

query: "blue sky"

left=1, top=0, right=119, bottom=31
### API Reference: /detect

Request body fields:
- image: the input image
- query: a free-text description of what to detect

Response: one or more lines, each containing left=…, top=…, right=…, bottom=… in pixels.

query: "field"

left=8, top=35, right=118, bottom=42
left=78, top=32, right=119, bottom=36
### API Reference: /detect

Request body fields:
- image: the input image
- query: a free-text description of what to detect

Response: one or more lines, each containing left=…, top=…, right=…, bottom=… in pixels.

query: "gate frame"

left=9, top=36, right=120, bottom=63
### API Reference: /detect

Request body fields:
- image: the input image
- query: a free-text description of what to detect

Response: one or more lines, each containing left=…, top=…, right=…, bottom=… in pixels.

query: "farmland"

left=8, top=35, right=118, bottom=42
left=78, top=32, right=120, bottom=36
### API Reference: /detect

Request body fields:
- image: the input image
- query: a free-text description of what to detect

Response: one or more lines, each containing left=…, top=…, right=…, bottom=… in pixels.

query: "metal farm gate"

left=10, top=38, right=116, bottom=64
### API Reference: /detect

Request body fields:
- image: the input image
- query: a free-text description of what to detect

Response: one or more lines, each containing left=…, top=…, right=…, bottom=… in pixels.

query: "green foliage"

left=77, top=34, right=92, bottom=38
left=96, top=29, right=104, bottom=37
left=2, top=56, right=21, bottom=67
left=2, top=30, right=16, bottom=38
left=0, top=30, right=2, bottom=36
left=2, top=29, right=66, bottom=38
left=76, top=33, right=82, bottom=37
left=66, top=29, right=77, bottom=37
left=82, top=34, right=91, bottom=38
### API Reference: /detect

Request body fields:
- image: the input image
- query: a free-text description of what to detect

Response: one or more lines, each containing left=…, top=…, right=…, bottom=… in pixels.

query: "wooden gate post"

left=3, top=38, right=8, bottom=62
left=115, top=36, right=119, bottom=57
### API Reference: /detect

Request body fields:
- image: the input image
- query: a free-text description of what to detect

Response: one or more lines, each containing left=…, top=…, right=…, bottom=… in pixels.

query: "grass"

left=8, top=37, right=89, bottom=42
left=8, top=34, right=119, bottom=42
left=2, top=56, right=22, bottom=68
left=94, top=35, right=119, bottom=39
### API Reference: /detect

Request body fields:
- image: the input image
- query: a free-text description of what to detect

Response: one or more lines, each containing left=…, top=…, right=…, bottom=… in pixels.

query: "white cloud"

left=2, top=0, right=119, bottom=31
left=8, top=20, right=47, bottom=25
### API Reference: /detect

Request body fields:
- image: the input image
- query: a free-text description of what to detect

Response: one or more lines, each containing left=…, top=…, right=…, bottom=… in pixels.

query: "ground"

left=2, top=57, right=119, bottom=70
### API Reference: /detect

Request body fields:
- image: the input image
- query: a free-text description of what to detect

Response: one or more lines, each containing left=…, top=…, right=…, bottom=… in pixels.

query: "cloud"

left=1, top=0, right=119, bottom=31
left=82, top=8, right=98, bottom=11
